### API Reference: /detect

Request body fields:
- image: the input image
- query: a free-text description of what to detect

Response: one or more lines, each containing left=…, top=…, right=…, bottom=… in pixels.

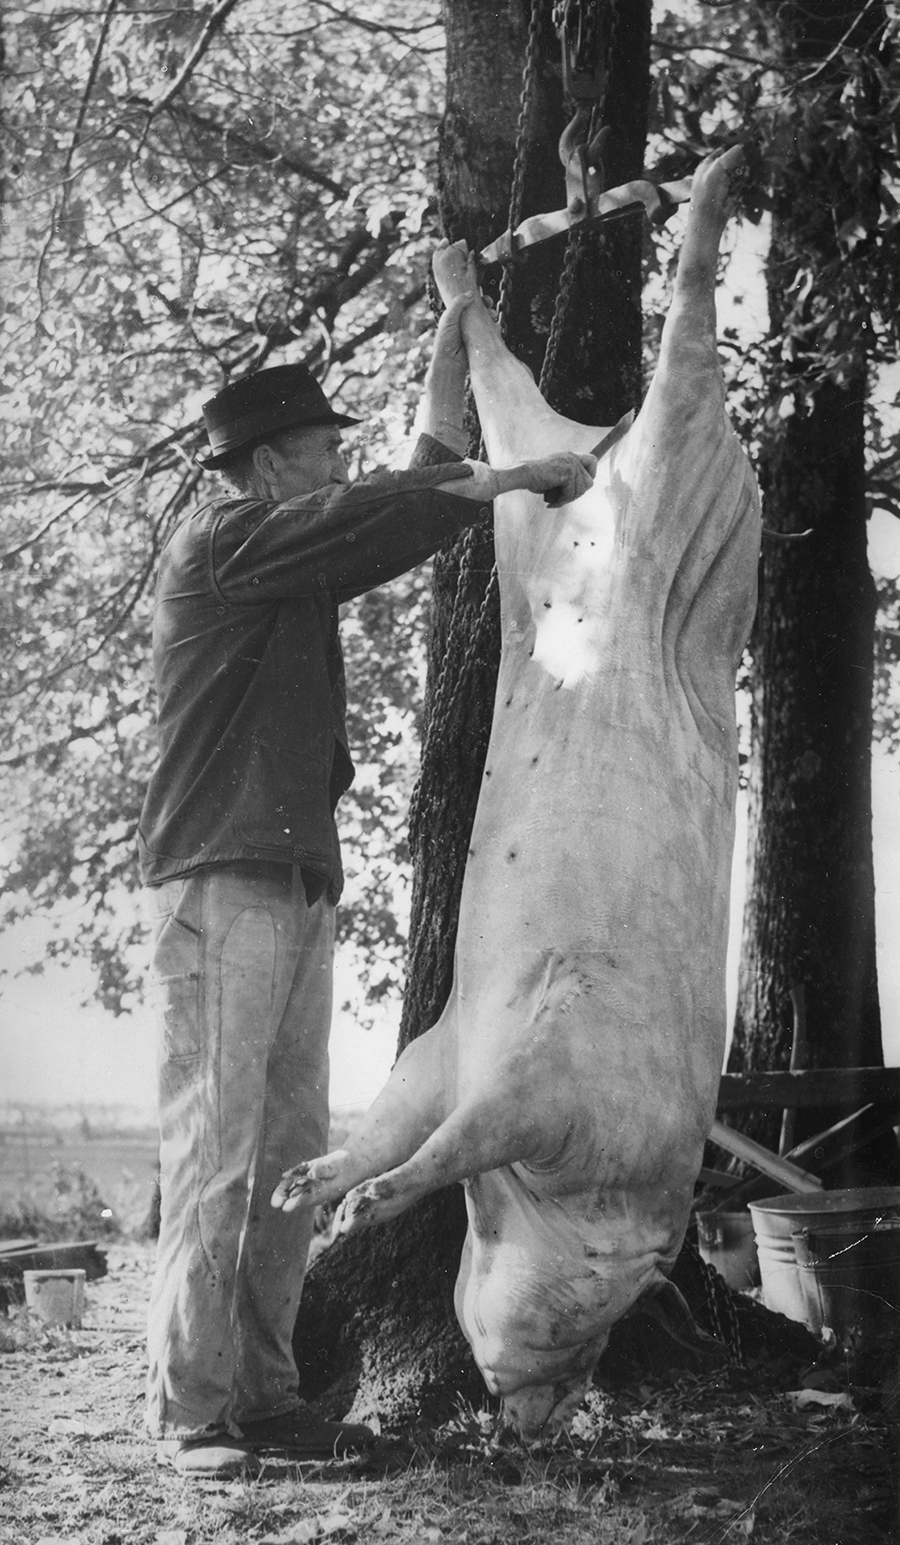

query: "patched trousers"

left=144, top=863, right=334, bottom=1441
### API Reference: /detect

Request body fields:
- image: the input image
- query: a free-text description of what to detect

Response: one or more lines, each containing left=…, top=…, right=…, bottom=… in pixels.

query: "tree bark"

left=402, top=0, right=651, bottom=1058
left=294, top=1, right=826, bottom=1425
left=728, top=0, right=898, bottom=1182
left=294, top=0, right=656, bottom=1424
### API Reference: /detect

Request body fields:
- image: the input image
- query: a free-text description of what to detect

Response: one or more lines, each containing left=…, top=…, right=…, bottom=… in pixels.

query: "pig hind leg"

left=432, top=240, right=599, bottom=464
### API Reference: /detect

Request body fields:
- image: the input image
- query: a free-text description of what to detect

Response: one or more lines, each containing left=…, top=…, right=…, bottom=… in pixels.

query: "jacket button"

left=478, top=506, right=491, bottom=519
left=346, top=532, right=357, bottom=543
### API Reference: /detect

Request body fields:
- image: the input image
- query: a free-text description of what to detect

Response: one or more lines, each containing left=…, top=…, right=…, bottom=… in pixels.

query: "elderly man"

left=138, top=285, right=596, bottom=1479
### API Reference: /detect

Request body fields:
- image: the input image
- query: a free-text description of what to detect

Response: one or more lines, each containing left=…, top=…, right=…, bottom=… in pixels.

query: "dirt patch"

left=0, top=1244, right=898, bottom=1545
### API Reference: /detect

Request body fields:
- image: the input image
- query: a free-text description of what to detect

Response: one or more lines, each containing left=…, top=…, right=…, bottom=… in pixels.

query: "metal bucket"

left=750, top=1187, right=900, bottom=1333
left=23, top=1268, right=86, bottom=1327
left=696, top=1210, right=760, bottom=1291
left=792, top=1215, right=900, bottom=1344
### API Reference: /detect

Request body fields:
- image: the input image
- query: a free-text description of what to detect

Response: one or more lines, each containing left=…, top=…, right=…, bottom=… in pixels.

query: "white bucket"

left=23, top=1268, right=86, bottom=1327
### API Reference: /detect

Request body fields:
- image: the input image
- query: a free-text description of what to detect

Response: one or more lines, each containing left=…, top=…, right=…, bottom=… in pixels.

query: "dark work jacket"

left=138, top=440, right=480, bottom=898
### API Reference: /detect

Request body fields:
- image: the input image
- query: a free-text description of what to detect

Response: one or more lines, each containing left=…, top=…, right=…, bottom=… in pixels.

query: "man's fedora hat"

left=197, top=363, right=361, bottom=470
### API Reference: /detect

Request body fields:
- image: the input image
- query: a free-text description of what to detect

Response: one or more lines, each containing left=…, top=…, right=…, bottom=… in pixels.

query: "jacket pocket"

left=233, top=736, right=332, bottom=859
left=150, top=883, right=203, bottom=1063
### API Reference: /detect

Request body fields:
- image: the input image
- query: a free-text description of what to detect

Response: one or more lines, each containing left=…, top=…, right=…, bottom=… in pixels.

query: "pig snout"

left=502, top=1379, right=595, bottom=1441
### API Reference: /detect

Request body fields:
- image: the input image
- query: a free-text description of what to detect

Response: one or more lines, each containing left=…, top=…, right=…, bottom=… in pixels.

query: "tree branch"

left=146, top=0, right=245, bottom=119
left=303, top=282, right=427, bottom=370
left=161, top=99, right=348, bottom=199
left=60, top=0, right=120, bottom=189
left=0, top=703, right=149, bottom=771
left=299, top=1, right=442, bottom=44
left=795, top=0, right=883, bottom=88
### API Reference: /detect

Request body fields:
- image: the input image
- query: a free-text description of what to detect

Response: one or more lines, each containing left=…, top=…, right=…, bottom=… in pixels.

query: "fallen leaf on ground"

left=671, top=1489, right=749, bottom=1521
left=320, top=1515, right=355, bottom=1538
left=260, top=1517, right=355, bottom=1545
left=259, top=1526, right=317, bottom=1544
left=47, top=1417, right=111, bottom=1439
left=786, top=1389, right=854, bottom=1410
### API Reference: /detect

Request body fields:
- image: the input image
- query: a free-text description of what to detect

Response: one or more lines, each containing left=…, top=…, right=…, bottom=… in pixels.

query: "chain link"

left=539, top=222, right=588, bottom=399
left=496, top=0, right=545, bottom=334
left=409, top=0, right=546, bottom=853
left=410, top=1, right=612, bottom=852
left=540, top=0, right=613, bottom=401
left=684, top=1238, right=745, bottom=1365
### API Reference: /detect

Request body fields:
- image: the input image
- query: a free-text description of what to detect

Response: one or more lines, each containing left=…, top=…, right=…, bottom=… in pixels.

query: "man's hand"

left=498, top=452, right=599, bottom=507
left=438, top=450, right=597, bottom=508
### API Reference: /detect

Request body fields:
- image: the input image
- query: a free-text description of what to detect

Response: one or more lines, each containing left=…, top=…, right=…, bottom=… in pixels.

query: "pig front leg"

left=324, top=1079, right=554, bottom=1233
left=271, top=1003, right=555, bottom=1222
left=273, top=1018, right=575, bottom=1233
left=271, top=1018, right=455, bottom=1213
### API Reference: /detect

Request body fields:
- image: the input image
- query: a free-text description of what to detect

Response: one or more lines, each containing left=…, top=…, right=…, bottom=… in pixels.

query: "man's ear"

left=252, top=441, right=279, bottom=495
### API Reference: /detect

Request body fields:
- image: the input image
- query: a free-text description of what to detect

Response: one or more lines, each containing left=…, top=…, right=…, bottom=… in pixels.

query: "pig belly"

left=454, top=651, right=734, bottom=1119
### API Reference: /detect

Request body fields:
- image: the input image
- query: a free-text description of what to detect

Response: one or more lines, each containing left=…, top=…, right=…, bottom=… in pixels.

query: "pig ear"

left=331, top=1095, right=551, bottom=1233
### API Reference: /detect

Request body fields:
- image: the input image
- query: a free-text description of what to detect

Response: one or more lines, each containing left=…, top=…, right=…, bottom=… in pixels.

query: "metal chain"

left=411, top=1, right=614, bottom=850
left=685, top=1238, right=745, bottom=1365
left=538, top=222, right=588, bottom=399
left=540, top=0, right=613, bottom=400
left=409, top=0, right=544, bottom=854
left=496, top=0, right=545, bottom=334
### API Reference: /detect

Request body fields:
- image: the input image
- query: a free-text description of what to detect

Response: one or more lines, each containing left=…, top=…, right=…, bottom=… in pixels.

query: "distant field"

left=0, top=1107, right=365, bottom=1228
left=0, top=1132, right=160, bottom=1225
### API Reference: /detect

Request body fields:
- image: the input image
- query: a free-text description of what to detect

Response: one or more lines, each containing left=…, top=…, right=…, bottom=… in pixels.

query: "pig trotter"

left=271, top=1148, right=352, bottom=1211
left=334, top=1176, right=401, bottom=1233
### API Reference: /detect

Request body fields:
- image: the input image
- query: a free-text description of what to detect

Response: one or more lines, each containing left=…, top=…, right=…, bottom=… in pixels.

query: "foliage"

left=1, top=0, right=446, bottom=1013
left=0, top=1159, right=120, bottom=1241
left=653, top=1, right=900, bottom=756
left=652, top=3, right=900, bottom=408
left=3, top=0, right=900, bottom=1022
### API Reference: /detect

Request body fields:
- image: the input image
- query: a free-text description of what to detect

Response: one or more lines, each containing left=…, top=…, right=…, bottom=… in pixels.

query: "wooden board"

left=716, top=1067, right=900, bottom=1111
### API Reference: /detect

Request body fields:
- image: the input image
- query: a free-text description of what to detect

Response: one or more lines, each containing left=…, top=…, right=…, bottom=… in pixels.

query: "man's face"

left=265, top=423, right=350, bottom=499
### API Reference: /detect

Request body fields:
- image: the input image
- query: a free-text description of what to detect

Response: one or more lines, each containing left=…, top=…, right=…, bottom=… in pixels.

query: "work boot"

left=156, top=1434, right=261, bottom=1479
left=239, top=1407, right=375, bottom=1458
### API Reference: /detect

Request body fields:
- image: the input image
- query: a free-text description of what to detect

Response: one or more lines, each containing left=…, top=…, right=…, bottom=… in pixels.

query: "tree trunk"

left=294, top=0, right=656, bottom=1425
left=402, top=0, right=651, bottom=1057
left=728, top=0, right=898, bottom=1182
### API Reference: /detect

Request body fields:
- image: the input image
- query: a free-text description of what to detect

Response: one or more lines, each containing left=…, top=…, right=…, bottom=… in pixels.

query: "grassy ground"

left=0, top=1242, right=897, bottom=1545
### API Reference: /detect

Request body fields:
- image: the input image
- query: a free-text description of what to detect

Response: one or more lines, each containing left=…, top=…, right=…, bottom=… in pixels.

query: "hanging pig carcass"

left=273, top=147, right=761, bottom=1437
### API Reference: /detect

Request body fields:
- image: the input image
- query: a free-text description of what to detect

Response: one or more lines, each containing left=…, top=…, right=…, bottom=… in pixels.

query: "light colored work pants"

left=144, top=864, right=333, bottom=1441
